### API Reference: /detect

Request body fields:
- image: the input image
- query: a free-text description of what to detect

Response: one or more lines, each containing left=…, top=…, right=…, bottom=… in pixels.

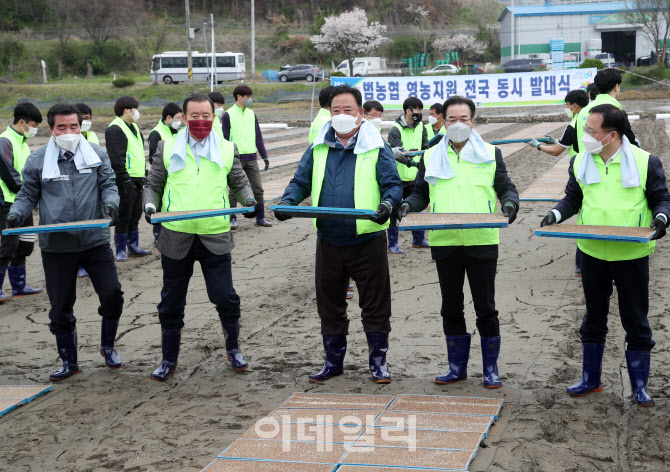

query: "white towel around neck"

left=576, top=135, right=640, bottom=188
left=311, top=118, right=384, bottom=155
left=424, top=129, right=493, bottom=186
left=42, top=135, right=101, bottom=181
left=168, top=127, right=224, bottom=173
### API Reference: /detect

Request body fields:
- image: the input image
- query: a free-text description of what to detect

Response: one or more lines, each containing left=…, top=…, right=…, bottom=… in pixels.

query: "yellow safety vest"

left=0, top=127, right=31, bottom=203
left=424, top=142, right=499, bottom=246
left=108, top=116, right=145, bottom=178
left=161, top=129, right=235, bottom=235
left=574, top=145, right=654, bottom=261
left=227, top=104, right=257, bottom=154
left=311, top=144, right=389, bottom=235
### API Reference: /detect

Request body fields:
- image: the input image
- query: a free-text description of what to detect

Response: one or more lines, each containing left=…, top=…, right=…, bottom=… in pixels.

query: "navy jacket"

left=281, top=127, right=402, bottom=246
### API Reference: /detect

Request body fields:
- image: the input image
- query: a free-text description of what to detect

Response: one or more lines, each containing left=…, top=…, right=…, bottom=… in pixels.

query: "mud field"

left=1, top=109, right=670, bottom=471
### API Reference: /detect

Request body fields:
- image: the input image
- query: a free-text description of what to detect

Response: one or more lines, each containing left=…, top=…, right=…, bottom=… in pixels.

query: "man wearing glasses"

left=399, top=95, right=519, bottom=389
left=540, top=104, right=670, bottom=406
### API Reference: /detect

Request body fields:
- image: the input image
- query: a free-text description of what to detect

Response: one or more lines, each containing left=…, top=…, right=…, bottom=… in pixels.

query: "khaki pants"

left=229, top=159, right=264, bottom=206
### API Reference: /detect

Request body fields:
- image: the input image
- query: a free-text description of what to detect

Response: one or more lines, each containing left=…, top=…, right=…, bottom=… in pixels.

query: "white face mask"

left=368, top=117, right=382, bottom=130
left=131, top=109, right=140, bottom=122
left=170, top=120, right=182, bottom=130
left=54, top=133, right=81, bottom=152
left=331, top=113, right=359, bottom=135
left=565, top=106, right=574, bottom=120
left=214, top=107, right=224, bottom=117
left=80, top=120, right=92, bottom=132
left=581, top=132, right=612, bottom=155
left=445, top=121, right=472, bottom=143
left=22, top=122, right=38, bottom=139
left=428, top=116, right=439, bottom=125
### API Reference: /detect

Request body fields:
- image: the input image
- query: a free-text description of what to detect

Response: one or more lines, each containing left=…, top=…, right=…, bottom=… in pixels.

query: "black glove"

left=243, top=197, right=257, bottom=218
left=540, top=211, right=557, bottom=227
left=650, top=217, right=667, bottom=240
left=371, top=201, right=392, bottom=225
left=274, top=201, right=292, bottom=222
left=5, top=212, right=20, bottom=229
left=121, top=180, right=134, bottom=195
left=502, top=201, right=518, bottom=224
left=101, top=202, right=119, bottom=226
left=398, top=201, right=412, bottom=222
left=263, top=158, right=270, bottom=171
left=145, top=205, right=156, bottom=225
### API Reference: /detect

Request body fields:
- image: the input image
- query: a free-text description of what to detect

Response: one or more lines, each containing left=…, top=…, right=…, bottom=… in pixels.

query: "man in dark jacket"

left=540, top=104, right=670, bottom=406
left=7, top=103, right=122, bottom=381
left=401, top=95, right=519, bottom=389
left=275, top=85, right=402, bottom=384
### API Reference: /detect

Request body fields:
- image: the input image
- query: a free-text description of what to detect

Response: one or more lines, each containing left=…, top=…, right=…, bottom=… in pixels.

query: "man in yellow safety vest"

left=0, top=101, right=44, bottom=302
left=540, top=104, right=670, bottom=406
left=143, top=93, right=256, bottom=381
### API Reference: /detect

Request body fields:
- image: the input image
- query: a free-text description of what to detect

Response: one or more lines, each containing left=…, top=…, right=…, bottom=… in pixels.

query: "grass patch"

left=0, top=82, right=329, bottom=108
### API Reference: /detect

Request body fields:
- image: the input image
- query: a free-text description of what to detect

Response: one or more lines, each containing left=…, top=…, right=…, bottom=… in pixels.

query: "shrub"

left=580, top=59, right=604, bottom=70
left=113, top=77, right=135, bottom=88
left=330, top=71, right=345, bottom=77
left=625, top=64, right=670, bottom=86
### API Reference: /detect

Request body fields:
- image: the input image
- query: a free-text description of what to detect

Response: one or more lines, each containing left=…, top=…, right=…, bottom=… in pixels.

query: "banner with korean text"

left=330, top=68, right=596, bottom=109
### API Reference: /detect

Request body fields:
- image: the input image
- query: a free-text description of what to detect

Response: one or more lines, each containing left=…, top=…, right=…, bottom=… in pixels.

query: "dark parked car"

left=500, top=58, right=547, bottom=73
left=278, top=64, right=324, bottom=82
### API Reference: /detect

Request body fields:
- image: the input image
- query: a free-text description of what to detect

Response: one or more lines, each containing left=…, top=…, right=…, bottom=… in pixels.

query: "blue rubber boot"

left=8, top=265, right=43, bottom=296
left=435, top=334, right=471, bottom=385
left=566, top=343, right=605, bottom=397
left=230, top=215, right=238, bottom=230
left=221, top=320, right=249, bottom=371
left=481, top=336, right=502, bottom=388
left=626, top=350, right=654, bottom=407
left=77, top=266, right=89, bottom=278
left=127, top=230, right=151, bottom=257
left=366, top=332, right=391, bottom=383
left=114, top=233, right=128, bottom=262
left=309, top=335, right=347, bottom=382
left=255, top=203, right=273, bottom=227
left=150, top=329, right=181, bottom=381
left=0, top=266, right=9, bottom=302
left=100, top=318, right=122, bottom=369
left=412, top=231, right=429, bottom=248
left=387, top=227, right=403, bottom=254
left=50, top=330, right=81, bottom=381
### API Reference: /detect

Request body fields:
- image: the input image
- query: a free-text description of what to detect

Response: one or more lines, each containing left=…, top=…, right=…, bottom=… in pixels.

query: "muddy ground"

left=1, top=106, right=670, bottom=471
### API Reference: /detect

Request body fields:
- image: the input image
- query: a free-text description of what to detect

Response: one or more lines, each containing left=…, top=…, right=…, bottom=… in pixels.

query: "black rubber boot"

left=50, top=330, right=81, bottom=381
left=309, top=335, right=347, bottom=382
left=221, top=320, right=249, bottom=371
left=150, top=329, right=181, bottom=381
left=100, top=318, right=122, bottom=369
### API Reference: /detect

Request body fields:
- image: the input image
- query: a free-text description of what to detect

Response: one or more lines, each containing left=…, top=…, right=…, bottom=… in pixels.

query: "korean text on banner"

left=330, top=69, right=597, bottom=109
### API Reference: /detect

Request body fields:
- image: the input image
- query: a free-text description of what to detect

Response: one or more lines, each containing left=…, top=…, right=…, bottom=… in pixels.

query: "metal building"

left=498, top=1, right=662, bottom=67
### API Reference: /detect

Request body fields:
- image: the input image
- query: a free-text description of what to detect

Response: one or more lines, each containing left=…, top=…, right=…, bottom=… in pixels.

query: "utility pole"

left=510, top=0, right=515, bottom=60
left=251, top=0, right=255, bottom=80
left=203, top=21, right=209, bottom=80
left=211, top=13, right=216, bottom=92
left=186, top=0, right=193, bottom=85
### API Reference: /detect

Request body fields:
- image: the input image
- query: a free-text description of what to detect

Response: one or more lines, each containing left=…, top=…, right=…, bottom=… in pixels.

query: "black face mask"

left=411, top=113, right=423, bottom=123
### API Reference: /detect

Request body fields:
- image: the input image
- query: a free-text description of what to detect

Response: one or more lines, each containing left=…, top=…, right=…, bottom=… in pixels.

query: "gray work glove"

left=528, top=138, right=542, bottom=150
left=371, top=201, right=392, bottom=225
left=540, top=211, right=557, bottom=227
left=544, top=135, right=558, bottom=145
left=502, top=201, right=518, bottom=224
left=263, top=158, right=269, bottom=171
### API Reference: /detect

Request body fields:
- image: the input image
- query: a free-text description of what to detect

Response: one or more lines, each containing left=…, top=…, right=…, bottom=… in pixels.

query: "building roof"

left=498, top=2, right=633, bottom=22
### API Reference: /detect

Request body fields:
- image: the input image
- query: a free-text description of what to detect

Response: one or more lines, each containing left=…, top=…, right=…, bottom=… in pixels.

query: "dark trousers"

left=115, top=178, right=144, bottom=235
left=158, top=236, right=240, bottom=331
left=42, top=244, right=124, bottom=335
left=315, top=234, right=392, bottom=335
left=390, top=182, right=414, bottom=227
left=435, top=247, right=499, bottom=337
left=0, top=204, right=34, bottom=267
left=229, top=159, right=264, bottom=207
left=580, top=252, right=654, bottom=351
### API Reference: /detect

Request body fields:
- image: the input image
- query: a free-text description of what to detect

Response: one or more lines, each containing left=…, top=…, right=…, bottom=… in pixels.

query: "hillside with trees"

left=0, top=0, right=502, bottom=83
